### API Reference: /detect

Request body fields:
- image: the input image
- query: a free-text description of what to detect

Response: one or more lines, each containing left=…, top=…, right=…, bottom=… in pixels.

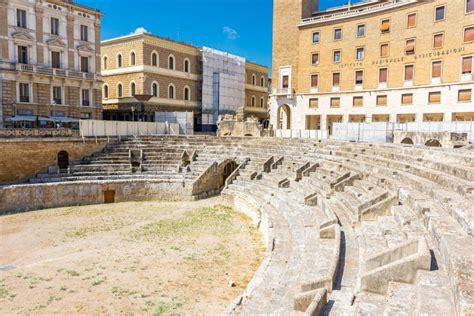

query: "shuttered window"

left=462, top=56, right=473, bottom=74
left=309, top=98, right=319, bottom=108
left=465, top=27, right=474, bottom=42
left=405, top=39, right=416, bottom=54
left=432, top=61, right=442, bottom=78
left=311, top=74, right=319, bottom=88
left=333, top=73, right=340, bottom=86
left=355, top=70, right=363, bottom=85
left=330, top=97, right=340, bottom=108
left=379, top=68, right=388, bottom=83
left=377, top=95, right=387, bottom=106
left=312, top=53, right=319, bottom=65
left=381, top=19, right=390, bottom=33
left=380, top=43, right=389, bottom=57
left=428, top=92, right=441, bottom=104
left=458, top=89, right=472, bottom=102
left=468, top=0, right=474, bottom=13
left=433, top=33, right=444, bottom=48
left=405, top=65, right=414, bottom=81
left=407, top=13, right=417, bottom=28
left=402, top=94, right=413, bottom=105
left=282, top=75, right=289, bottom=88
left=353, top=96, right=363, bottom=107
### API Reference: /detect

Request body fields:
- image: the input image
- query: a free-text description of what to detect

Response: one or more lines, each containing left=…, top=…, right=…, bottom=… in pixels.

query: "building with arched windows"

left=100, top=31, right=269, bottom=130
left=270, top=0, right=474, bottom=135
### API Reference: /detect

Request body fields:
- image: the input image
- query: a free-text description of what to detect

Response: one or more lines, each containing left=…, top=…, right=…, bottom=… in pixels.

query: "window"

left=429, top=91, right=441, bottom=104
left=435, top=6, right=445, bottom=21
left=19, top=83, right=30, bottom=102
left=405, top=39, right=416, bottom=55
left=433, top=33, right=444, bottom=49
left=353, top=96, right=363, bottom=107
left=53, top=86, right=62, bottom=104
left=355, top=70, right=363, bottom=85
left=184, top=59, right=190, bottom=73
left=17, top=9, right=27, bottom=28
left=332, top=73, right=340, bottom=87
left=407, top=13, right=417, bottom=28
left=260, top=77, right=265, bottom=87
left=468, top=0, right=474, bottom=13
left=464, top=26, right=474, bottom=42
left=405, top=64, right=414, bottom=81
left=168, top=55, right=175, bottom=70
left=310, top=74, right=319, bottom=88
left=80, top=56, right=89, bottom=73
left=312, top=52, right=319, bottom=65
left=312, top=32, right=320, bottom=43
left=309, top=98, right=318, bottom=109
left=252, top=74, right=256, bottom=85
left=260, top=97, right=264, bottom=108
left=401, top=94, right=413, bottom=105
left=151, top=52, right=158, bottom=66
left=377, top=95, right=388, bottom=106
left=103, top=85, right=109, bottom=99
left=152, top=83, right=158, bottom=97
left=184, top=87, right=190, bottom=101
left=103, top=56, right=108, bottom=69
left=117, top=84, right=123, bottom=97
left=381, top=19, right=390, bottom=33
left=357, top=24, right=366, bottom=37
left=130, top=51, right=136, bottom=66
left=130, top=82, right=136, bottom=96
left=51, top=17, right=59, bottom=35
left=251, top=96, right=256, bottom=107
left=51, top=51, right=60, bottom=69
left=334, top=28, right=342, bottom=40
left=380, top=43, right=389, bottom=57
left=80, top=25, right=88, bottom=41
left=458, top=89, right=472, bottom=102
left=82, top=89, right=90, bottom=106
left=330, top=97, right=340, bottom=108
left=168, top=84, right=175, bottom=99
left=18, top=45, right=28, bottom=64
left=356, top=47, right=364, bottom=60
left=432, top=61, right=442, bottom=78
left=333, top=50, right=341, bottom=63
left=117, top=54, right=122, bottom=67
left=462, top=56, right=473, bottom=74
left=379, top=68, right=388, bottom=83
left=282, top=75, right=289, bottom=89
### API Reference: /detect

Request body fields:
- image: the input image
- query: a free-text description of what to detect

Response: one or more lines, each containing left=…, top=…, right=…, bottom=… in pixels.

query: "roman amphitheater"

left=0, top=135, right=473, bottom=315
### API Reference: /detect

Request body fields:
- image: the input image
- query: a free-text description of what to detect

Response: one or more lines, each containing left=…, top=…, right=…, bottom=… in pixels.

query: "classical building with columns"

left=0, top=0, right=103, bottom=128
left=270, top=0, right=474, bottom=135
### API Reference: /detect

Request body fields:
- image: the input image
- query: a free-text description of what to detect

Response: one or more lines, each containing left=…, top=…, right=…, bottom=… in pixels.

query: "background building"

left=0, top=0, right=103, bottom=128
left=101, top=32, right=269, bottom=132
left=271, top=0, right=474, bottom=134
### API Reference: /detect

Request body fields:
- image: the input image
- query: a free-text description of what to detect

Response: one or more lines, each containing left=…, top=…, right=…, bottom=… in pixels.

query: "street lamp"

left=131, top=106, right=135, bottom=122
left=52, top=100, right=57, bottom=128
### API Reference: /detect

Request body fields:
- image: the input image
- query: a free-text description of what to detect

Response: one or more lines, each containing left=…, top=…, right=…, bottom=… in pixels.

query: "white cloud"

left=223, top=26, right=238, bottom=40
left=130, top=27, right=148, bottom=35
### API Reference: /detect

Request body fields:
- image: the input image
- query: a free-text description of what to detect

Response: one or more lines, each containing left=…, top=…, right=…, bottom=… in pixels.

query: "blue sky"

left=82, top=0, right=359, bottom=68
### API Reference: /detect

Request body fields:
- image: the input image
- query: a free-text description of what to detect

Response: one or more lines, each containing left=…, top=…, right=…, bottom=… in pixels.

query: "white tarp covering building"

left=155, top=111, right=194, bottom=135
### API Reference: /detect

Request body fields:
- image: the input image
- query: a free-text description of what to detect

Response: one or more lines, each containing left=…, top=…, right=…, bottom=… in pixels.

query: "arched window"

left=117, top=53, right=123, bottom=68
left=184, top=59, right=190, bottom=73
left=103, top=56, right=108, bottom=70
left=168, top=55, right=175, bottom=70
left=252, top=74, right=256, bottom=85
left=151, top=52, right=158, bottom=66
left=251, top=96, right=256, bottom=107
left=117, top=83, right=123, bottom=97
left=260, top=76, right=265, bottom=87
left=260, top=97, right=264, bottom=108
left=152, top=82, right=158, bottom=97
left=184, top=86, right=190, bottom=101
left=168, top=84, right=175, bottom=99
left=130, top=82, right=136, bottom=96
left=103, top=84, right=109, bottom=99
left=130, top=51, right=136, bottom=66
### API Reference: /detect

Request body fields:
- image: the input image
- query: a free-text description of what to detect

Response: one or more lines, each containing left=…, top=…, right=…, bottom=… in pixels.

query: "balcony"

left=13, top=63, right=98, bottom=81
left=19, top=96, right=30, bottom=103
left=82, top=100, right=90, bottom=107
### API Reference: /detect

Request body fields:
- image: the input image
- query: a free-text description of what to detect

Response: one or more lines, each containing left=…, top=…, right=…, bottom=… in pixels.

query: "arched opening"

left=130, top=51, right=136, bottom=66
left=117, top=53, right=122, bottom=68
left=168, top=84, right=175, bottom=99
left=184, top=86, right=190, bottom=101
left=401, top=137, right=414, bottom=145
left=117, top=83, right=123, bottom=97
left=57, top=151, right=69, bottom=170
left=130, top=82, right=136, bottom=96
left=221, top=160, right=238, bottom=186
left=184, top=59, right=190, bottom=73
left=152, top=82, right=158, bottom=97
left=103, top=84, right=109, bottom=99
left=151, top=52, right=158, bottom=67
left=277, top=104, right=291, bottom=130
left=425, top=139, right=442, bottom=147
left=103, top=56, right=108, bottom=70
left=168, top=55, right=175, bottom=70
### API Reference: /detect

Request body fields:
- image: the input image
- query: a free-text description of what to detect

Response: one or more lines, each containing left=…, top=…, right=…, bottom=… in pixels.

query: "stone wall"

left=0, top=137, right=113, bottom=183
left=0, top=128, right=79, bottom=138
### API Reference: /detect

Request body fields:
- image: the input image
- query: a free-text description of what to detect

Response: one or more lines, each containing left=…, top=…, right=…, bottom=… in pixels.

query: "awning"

left=6, top=115, right=38, bottom=122
left=53, top=116, right=79, bottom=123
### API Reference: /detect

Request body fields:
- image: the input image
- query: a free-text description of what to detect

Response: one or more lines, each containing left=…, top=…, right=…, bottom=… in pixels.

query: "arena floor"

left=0, top=198, right=264, bottom=314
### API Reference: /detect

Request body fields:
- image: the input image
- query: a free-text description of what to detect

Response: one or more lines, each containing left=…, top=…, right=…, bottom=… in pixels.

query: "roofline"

left=47, top=0, right=104, bottom=17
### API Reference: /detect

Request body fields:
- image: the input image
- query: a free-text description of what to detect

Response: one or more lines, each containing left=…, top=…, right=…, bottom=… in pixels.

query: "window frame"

left=151, top=82, right=159, bottom=97
left=355, top=70, right=364, bottom=86
left=16, top=9, right=27, bottom=29
left=333, top=50, right=342, bottom=63
left=356, top=47, right=365, bottom=61
left=405, top=38, right=416, bottom=55
left=151, top=51, right=159, bottom=67
left=380, top=19, right=391, bottom=34
left=356, top=24, right=366, bottom=37
left=168, top=55, right=175, bottom=70
left=467, top=0, right=474, bottom=14
left=428, top=91, right=442, bottom=104
left=310, top=73, right=319, bottom=89
left=117, top=83, right=123, bottom=98
left=380, top=42, right=390, bottom=58
left=312, top=31, right=320, bottom=44
left=117, top=53, right=123, bottom=68
left=433, top=32, right=444, bottom=49
left=103, top=84, right=109, bottom=99
left=130, top=51, right=136, bottom=66
left=431, top=60, right=443, bottom=79
left=51, top=17, right=60, bottom=36
left=404, top=64, right=415, bottom=82
left=333, top=27, right=343, bottom=41
left=80, top=24, right=88, bottom=42
left=168, top=84, right=175, bottom=99
left=332, top=72, right=341, bottom=87
left=434, top=5, right=446, bottom=22
left=311, top=52, right=320, bottom=65
left=464, top=25, right=474, bottom=43
left=407, top=12, right=417, bottom=28
left=379, top=67, right=388, bottom=84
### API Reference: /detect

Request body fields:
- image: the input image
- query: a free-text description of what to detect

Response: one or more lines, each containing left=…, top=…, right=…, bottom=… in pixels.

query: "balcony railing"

left=19, top=96, right=30, bottom=103
left=82, top=100, right=90, bottom=106
left=53, top=98, right=62, bottom=105
left=13, top=63, right=98, bottom=80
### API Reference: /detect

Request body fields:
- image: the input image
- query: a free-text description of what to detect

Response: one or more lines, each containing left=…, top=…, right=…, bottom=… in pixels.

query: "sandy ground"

left=0, top=198, right=264, bottom=315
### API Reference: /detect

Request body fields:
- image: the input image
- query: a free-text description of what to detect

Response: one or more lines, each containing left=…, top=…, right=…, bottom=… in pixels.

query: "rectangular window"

left=282, top=75, right=289, bottom=89
left=357, top=24, right=366, bottom=37
left=309, top=98, right=318, bottom=109
left=356, top=47, right=364, bottom=60
left=381, top=19, right=390, bottom=33
left=51, top=51, right=60, bottom=69
left=310, top=74, right=319, bottom=88
left=407, top=13, right=417, bottom=28
left=18, top=45, right=28, bottom=64
left=376, top=95, right=387, bottom=106
left=380, top=43, right=389, bottom=57
left=82, top=89, right=90, bottom=106
left=332, top=73, right=340, bottom=87
left=465, top=27, right=474, bottom=42
left=19, top=83, right=29, bottom=103
left=379, top=68, right=388, bottom=83
left=312, top=32, right=320, bottom=43
left=405, top=39, right=416, bottom=55
left=334, top=28, right=342, bottom=40
left=312, top=53, right=319, bottom=65
left=432, top=61, right=442, bottom=78
left=355, top=70, right=363, bottom=85
left=330, top=97, right=340, bottom=108
left=53, top=86, right=62, bottom=105
left=435, top=6, right=445, bottom=21
left=17, top=9, right=27, bottom=28
left=333, top=50, right=341, bottom=63
left=405, top=64, right=414, bottom=81
left=458, top=89, right=472, bottom=102
left=81, top=56, right=89, bottom=73
left=429, top=92, right=441, bottom=104
left=462, top=56, right=473, bottom=74
left=468, top=0, right=474, bottom=13
left=51, top=17, right=59, bottom=36
left=353, top=96, right=363, bottom=107
left=433, top=33, right=444, bottom=49
left=402, top=94, right=413, bottom=105
left=80, top=25, right=88, bottom=41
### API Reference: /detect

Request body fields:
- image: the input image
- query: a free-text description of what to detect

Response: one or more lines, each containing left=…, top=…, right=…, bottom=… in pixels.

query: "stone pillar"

left=321, top=114, right=327, bottom=131
left=67, top=13, right=75, bottom=70
left=35, top=5, right=44, bottom=65
left=0, top=0, right=9, bottom=60
left=94, top=17, right=101, bottom=74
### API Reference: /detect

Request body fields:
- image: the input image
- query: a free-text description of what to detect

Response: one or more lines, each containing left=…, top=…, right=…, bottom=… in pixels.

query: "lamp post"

left=52, top=100, right=57, bottom=128
left=131, top=106, right=135, bottom=122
